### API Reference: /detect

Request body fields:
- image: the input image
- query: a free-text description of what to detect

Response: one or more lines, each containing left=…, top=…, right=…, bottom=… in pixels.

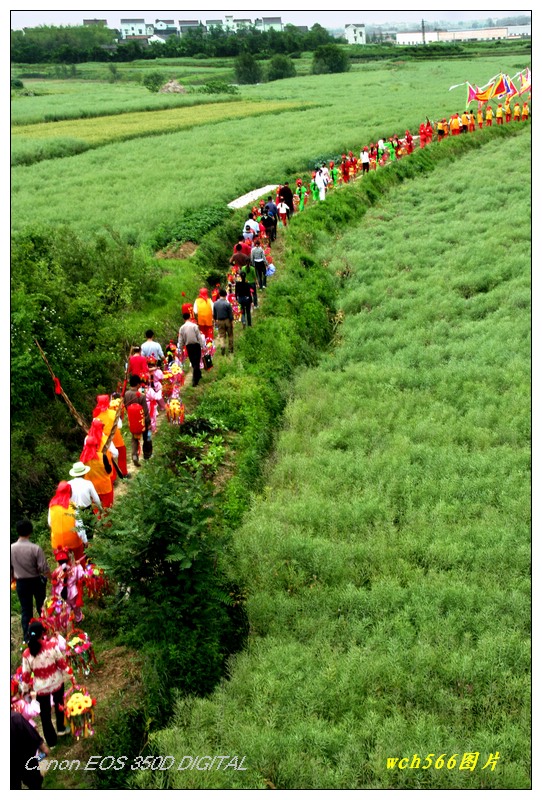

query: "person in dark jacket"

left=213, top=288, right=234, bottom=355
left=235, top=272, right=253, bottom=328
left=10, top=710, right=50, bottom=789
left=278, top=182, right=294, bottom=219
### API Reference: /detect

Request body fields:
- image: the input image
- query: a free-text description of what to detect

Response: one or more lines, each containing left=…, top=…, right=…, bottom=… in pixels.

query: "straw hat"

left=69, top=461, right=91, bottom=477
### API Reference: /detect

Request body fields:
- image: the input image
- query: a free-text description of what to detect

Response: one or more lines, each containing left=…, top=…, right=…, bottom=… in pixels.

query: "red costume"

left=340, top=155, right=350, bottom=183
left=418, top=122, right=426, bottom=148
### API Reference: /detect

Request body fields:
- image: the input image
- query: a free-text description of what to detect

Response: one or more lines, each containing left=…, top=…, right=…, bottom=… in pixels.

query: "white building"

left=119, top=18, right=153, bottom=39
left=255, top=17, right=283, bottom=32
left=344, top=24, right=366, bottom=45
left=396, top=26, right=516, bottom=45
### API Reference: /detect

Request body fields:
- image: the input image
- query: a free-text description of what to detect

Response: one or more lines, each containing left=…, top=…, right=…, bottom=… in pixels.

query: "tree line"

left=11, top=22, right=339, bottom=64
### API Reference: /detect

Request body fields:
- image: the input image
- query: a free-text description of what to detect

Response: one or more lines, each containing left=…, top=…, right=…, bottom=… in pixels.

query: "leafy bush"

left=142, top=71, right=164, bottom=92
left=267, top=54, right=297, bottom=81
left=234, top=52, right=263, bottom=84
left=149, top=204, right=233, bottom=251
left=312, top=44, right=351, bottom=74
left=91, top=434, right=247, bottom=708
left=197, top=80, right=239, bottom=95
left=11, top=77, right=24, bottom=89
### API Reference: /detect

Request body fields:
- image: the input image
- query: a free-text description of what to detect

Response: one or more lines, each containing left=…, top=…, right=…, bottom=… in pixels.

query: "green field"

left=11, top=56, right=527, bottom=241
left=136, top=131, right=531, bottom=790
left=10, top=51, right=531, bottom=790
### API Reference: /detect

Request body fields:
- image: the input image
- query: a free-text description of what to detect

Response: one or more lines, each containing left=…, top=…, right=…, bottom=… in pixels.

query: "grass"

left=11, top=99, right=307, bottom=165
left=11, top=55, right=528, bottom=240
left=134, top=130, right=530, bottom=790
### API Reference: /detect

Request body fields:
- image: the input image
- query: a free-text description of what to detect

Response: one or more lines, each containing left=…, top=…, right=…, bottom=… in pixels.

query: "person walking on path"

left=11, top=519, right=50, bottom=643
left=68, top=460, right=102, bottom=542
left=279, top=182, right=295, bottom=220
left=79, top=418, right=117, bottom=506
left=141, top=329, right=164, bottom=363
left=242, top=258, right=259, bottom=309
left=10, top=710, right=50, bottom=790
left=277, top=199, right=289, bottom=228
left=92, top=394, right=127, bottom=479
left=235, top=271, right=253, bottom=328
left=178, top=312, right=206, bottom=387
left=521, top=101, right=529, bottom=122
left=193, top=288, right=214, bottom=343
left=124, top=374, right=152, bottom=464
left=128, top=345, right=150, bottom=383
left=485, top=104, right=493, bottom=126
left=513, top=101, right=521, bottom=121
left=20, top=621, right=70, bottom=748
left=264, top=196, right=278, bottom=241
left=504, top=97, right=511, bottom=123
left=213, top=288, right=234, bottom=355
left=251, top=238, right=269, bottom=291
left=51, top=550, right=86, bottom=624
left=48, top=481, right=86, bottom=562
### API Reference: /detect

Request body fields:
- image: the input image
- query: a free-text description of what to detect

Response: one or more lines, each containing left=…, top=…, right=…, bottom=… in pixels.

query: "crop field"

left=10, top=80, right=243, bottom=126
left=134, top=130, right=531, bottom=790
left=11, top=56, right=526, bottom=242
left=11, top=99, right=306, bottom=163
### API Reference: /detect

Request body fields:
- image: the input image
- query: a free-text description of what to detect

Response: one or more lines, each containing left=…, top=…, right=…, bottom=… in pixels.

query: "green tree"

left=312, top=43, right=350, bottom=74
left=234, top=51, right=263, bottom=84
left=267, top=54, right=297, bottom=81
left=142, top=71, right=164, bottom=92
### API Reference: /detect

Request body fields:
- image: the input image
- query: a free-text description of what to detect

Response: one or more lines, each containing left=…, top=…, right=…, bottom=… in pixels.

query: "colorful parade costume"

left=193, top=288, right=214, bottom=342
left=48, top=482, right=85, bottom=562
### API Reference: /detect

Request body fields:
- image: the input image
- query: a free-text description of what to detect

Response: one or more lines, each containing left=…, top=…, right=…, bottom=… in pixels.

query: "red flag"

left=490, top=74, right=507, bottom=98
left=53, top=376, right=62, bottom=395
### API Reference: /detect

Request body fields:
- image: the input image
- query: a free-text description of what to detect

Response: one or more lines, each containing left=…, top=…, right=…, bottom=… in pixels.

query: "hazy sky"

left=10, top=6, right=530, bottom=31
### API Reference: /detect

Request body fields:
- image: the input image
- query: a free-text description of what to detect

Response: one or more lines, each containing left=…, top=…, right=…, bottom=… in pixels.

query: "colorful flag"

left=519, top=67, right=531, bottom=95
left=474, top=83, right=495, bottom=103
left=507, top=77, right=519, bottom=98
left=490, top=74, right=507, bottom=98
left=466, top=83, right=477, bottom=104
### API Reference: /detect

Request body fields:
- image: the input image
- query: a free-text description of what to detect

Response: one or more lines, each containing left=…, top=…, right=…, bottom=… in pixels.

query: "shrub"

left=312, top=44, right=351, bottom=74
left=234, top=52, right=263, bottom=84
left=142, top=71, right=165, bottom=92
left=267, top=54, right=297, bottom=81
left=11, top=77, right=24, bottom=89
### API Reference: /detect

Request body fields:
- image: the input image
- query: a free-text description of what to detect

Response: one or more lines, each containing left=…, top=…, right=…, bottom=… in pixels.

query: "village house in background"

left=82, top=15, right=531, bottom=46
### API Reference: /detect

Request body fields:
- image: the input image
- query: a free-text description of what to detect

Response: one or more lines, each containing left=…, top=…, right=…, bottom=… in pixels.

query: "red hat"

left=348, top=151, right=353, bottom=156
left=329, top=160, right=334, bottom=167
left=92, top=394, right=110, bottom=418
left=341, top=153, right=346, bottom=158
left=54, top=549, right=69, bottom=562
left=199, top=287, right=209, bottom=299
left=296, top=178, right=302, bottom=185
left=363, top=146, right=368, bottom=151
left=182, top=303, right=192, bottom=315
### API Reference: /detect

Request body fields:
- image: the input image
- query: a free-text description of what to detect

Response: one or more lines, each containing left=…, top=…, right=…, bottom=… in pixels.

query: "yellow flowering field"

left=11, top=99, right=307, bottom=147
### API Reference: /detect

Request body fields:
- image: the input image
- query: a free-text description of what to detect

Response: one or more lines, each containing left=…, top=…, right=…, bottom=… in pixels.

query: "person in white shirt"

left=68, top=461, right=103, bottom=542
left=243, top=214, right=260, bottom=237
left=314, top=169, right=327, bottom=201
left=140, top=329, right=164, bottom=361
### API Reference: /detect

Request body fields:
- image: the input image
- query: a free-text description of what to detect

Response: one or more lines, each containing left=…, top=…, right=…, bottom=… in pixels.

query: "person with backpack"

left=250, top=238, right=269, bottom=291
left=123, top=374, right=151, bottom=466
